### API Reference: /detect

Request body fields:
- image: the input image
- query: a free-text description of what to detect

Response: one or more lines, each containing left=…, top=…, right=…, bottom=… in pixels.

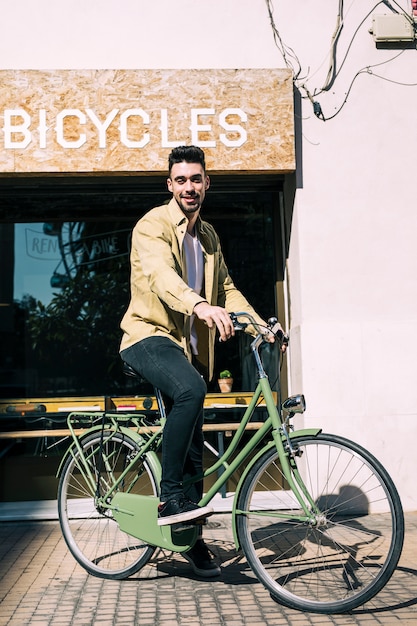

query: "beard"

left=177, top=194, right=202, bottom=214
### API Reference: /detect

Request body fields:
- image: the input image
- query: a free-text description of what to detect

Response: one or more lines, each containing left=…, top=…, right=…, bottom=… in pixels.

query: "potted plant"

left=218, top=369, right=233, bottom=393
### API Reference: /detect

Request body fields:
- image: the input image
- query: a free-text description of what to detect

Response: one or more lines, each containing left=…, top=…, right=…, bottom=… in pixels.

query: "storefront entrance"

left=0, top=68, right=294, bottom=505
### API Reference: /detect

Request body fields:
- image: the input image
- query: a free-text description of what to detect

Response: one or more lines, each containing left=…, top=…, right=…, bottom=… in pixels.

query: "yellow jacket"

left=120, top=198, right=264, bottom=379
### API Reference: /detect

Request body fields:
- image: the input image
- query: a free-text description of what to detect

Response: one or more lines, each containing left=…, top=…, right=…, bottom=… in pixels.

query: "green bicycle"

left=57, top=312, right=404, bottom=614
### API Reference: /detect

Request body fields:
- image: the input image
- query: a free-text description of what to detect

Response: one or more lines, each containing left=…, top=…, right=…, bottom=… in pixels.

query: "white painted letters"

left=4, top=109, right=32, bottom=148
left=119, top=108, right=150, bottom=148
left=38, top=110, right=48, bottom=149
left=219, top=108, right=247, bottom=147
left=160, top=109, right=183, bottom=148
left=3, top=106, right=248, bottom=150
left=86, top=108, right=119, bottom=149
left=56, top=109, right=86, bottom=149
left=190, top=108, right=216, bottom=147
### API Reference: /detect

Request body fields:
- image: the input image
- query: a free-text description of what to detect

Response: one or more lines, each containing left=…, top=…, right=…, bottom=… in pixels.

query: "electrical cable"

left=367, top=71, right=417, bottom=85
left=304, top=0, right=360, bottom=84
left=309, top=1, right=387, bottom=99
left=320, top=50, right=410, bottom=121
left=264, top=0, right=303, bottom=79
left=320, top=0, right=345, bottom=92
left=264, top=0, right=415, bottom=121
left=317, top=0, right=413, bottom=92
left=387, top=0, right=417, bottom=24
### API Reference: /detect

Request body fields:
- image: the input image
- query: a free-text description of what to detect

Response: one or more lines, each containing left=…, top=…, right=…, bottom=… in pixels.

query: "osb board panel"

left=0, top=69, right=295, bottom=174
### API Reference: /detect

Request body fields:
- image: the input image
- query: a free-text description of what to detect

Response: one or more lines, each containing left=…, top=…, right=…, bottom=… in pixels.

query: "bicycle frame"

left=199, top=377, right=321, bottom=517
left=58, top=313, right=322, bottom=552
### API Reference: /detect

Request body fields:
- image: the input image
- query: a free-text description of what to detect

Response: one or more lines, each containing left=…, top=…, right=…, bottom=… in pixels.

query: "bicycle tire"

left=58, top=430, right=159, bottom=579
left=236, top=433, right=404, bottom=613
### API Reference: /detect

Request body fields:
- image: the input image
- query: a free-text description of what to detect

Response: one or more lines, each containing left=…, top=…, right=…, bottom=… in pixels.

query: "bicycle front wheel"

left=58, top=431, right=159, bottom=579
left=236, top=433, right=404, bottom=613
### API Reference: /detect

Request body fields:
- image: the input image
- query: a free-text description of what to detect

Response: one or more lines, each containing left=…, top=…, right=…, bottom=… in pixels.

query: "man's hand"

left=263, top=322, right=288, bottom=353
left=193, top=302, right=235, bottom=342
left=262, top=328, right=276, bottom=344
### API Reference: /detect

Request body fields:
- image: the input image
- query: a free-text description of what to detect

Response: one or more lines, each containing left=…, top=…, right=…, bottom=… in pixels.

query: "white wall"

left=2, top=0, right=416, bottom=510
left=276, top=1, right=417, bottom=512
left=0, top=0, right=279, bottom=70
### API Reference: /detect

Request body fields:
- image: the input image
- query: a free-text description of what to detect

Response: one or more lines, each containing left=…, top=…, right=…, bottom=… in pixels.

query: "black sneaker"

left=157, top=496, right=213, bottom=527
left=183, top=539, right=221, bottom=577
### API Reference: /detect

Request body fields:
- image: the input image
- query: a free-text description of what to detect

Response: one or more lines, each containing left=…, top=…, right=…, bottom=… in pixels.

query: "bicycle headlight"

left=282, top=394, right=306, bottom=414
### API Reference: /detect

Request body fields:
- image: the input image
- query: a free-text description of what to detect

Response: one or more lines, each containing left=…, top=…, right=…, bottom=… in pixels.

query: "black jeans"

left=121, top=337, right=207, bottom=503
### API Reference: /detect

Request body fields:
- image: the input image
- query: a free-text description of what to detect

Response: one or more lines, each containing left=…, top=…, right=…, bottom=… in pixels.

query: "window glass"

left=0, top=177, right=281, bottom=399
left=2, top=220, right=133, bottom=398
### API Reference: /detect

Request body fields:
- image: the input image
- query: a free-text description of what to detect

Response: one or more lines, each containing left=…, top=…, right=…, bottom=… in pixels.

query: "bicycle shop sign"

left=3, top=107, right=248, bottom=150
left=0, top=69, right=295, bottom=173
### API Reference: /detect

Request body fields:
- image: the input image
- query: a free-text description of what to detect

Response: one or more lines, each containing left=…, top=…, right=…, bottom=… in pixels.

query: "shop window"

left=0, top=175, right=282, bottom=400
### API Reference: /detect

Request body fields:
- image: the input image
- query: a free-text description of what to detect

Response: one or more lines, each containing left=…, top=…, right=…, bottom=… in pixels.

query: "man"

left=120, top=145, right=284, bottom=577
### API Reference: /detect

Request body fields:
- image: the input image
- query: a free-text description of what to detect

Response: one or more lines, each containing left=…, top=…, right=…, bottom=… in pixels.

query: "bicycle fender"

left=231, top=427, right=321, bottom=550
left=55, top=425, right=151, bottom=478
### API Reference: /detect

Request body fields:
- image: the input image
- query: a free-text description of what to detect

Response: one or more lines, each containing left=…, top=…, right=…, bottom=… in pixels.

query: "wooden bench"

left=0, top=421, right=264, bottom=440
left=0, top=391, right=273, bottom=415
left=0, top=391, right=273, bottom=444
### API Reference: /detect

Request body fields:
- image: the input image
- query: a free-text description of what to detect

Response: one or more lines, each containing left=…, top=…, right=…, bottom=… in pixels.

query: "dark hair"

left=168, top=145, right=206, bottom=175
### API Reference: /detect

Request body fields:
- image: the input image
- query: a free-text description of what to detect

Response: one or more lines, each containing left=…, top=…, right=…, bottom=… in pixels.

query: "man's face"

left=167, top=161, right=210, bottom=217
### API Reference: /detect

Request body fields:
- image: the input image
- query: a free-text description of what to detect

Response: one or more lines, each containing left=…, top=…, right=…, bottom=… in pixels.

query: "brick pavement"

left=0, top=512, right=416, bottom=626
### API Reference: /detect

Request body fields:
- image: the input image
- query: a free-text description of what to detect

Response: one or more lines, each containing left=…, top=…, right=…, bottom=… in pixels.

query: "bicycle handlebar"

left=229, top=312, right=289, bottom=348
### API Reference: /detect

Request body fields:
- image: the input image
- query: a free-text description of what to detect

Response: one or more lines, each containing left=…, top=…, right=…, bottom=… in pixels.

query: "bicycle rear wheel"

left=58, top=430, right=159, bottom=579
left=236, top=433, right=404, bottom=613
